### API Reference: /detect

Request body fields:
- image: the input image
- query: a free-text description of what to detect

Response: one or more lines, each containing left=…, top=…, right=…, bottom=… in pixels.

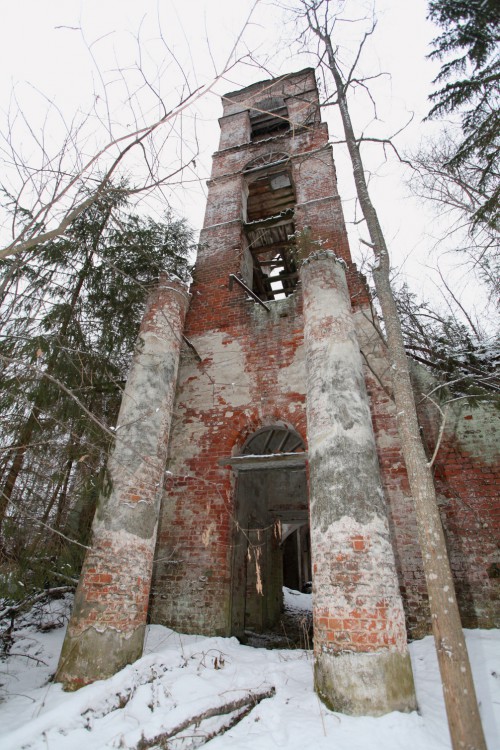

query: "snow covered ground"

left=1, top=589, right=499, bottom=750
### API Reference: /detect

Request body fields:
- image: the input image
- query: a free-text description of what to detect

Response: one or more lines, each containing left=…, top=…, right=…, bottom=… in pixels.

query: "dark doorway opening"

left=282, top=524, right=312, bottom=592
left=228, top=424, right=312, bottom=647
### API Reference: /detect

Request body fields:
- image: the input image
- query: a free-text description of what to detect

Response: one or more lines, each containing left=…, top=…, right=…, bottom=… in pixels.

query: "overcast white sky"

left=1, top=0, right=485, bottom=316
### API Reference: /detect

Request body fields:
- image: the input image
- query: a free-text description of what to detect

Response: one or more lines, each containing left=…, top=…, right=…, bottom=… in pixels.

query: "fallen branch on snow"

left=136, top=685, right=276, bottom=750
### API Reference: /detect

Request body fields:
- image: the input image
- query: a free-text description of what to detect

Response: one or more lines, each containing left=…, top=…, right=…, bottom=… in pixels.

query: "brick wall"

left=414, top=370, right=500, bottom=629
left=151, top=287, right=307, bottom=633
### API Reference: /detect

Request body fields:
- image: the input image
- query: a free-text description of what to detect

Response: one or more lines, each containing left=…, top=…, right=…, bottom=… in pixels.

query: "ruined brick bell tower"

left=150, top=69, right=417, bottom=715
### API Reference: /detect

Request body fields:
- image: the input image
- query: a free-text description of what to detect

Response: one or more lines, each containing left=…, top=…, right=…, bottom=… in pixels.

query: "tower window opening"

left=244, top=163, right=298, bottom=302
left=250, top=98, right=290, bottom=141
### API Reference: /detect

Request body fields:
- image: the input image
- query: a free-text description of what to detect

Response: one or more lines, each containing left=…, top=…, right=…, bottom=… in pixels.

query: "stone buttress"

left=300, top=250, right=415, bottom=713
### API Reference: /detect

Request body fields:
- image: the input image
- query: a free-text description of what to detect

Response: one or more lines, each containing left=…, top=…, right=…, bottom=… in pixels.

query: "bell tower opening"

left=249, top=97, right=290, bottom=140
left=243, top=154, right=298, bottom=301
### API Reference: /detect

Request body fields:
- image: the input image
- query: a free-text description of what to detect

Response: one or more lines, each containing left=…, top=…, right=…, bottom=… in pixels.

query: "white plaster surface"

left=178, top=332, right=252, bottom=410
left=277, top=341, right=306, bottom=395
left=167, top=332, right=253, bottom=468
left=312, top=515, right=405, bottom=624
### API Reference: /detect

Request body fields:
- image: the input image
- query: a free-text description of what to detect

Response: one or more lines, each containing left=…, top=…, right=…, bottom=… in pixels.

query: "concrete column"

left=56, top=277, right=189, bottom=689
left=300, top=251, right=416, bottom=716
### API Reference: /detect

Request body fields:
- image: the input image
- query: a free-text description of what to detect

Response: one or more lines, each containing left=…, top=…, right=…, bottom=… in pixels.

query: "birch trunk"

left=317, top=23, right=486, bottom=750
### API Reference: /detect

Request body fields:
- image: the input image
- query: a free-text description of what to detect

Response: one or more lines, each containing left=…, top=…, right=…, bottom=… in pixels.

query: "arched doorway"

left=227, top=423, right=309, bottom=640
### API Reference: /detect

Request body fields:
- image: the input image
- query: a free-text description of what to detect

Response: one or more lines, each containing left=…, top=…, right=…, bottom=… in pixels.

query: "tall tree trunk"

left=311, top=15, right=486, bottom=750
left=0, top=408, right=41, bottom=536
left=53, top=455, right=75, bottom=533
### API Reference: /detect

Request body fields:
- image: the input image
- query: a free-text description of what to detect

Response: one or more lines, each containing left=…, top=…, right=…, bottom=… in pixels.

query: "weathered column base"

left=315, top=650, right=417, bottom=716
left=57, top=625, right=145, bottom=691
left=55, top=528, right=155, bottom=689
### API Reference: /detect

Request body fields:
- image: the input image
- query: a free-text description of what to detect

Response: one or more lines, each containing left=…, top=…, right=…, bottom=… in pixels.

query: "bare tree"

left=408, top=134, right=500, bottom=302
left=395, top=280, right=499, bottom=400
left=294, top=2, right=487, bottom=748
left=0, top=1, right=262, bottom=608
left=0, top=4, right=259, bottom=261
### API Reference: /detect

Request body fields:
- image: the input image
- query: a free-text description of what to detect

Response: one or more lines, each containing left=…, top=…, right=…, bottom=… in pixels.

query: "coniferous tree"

left=0, top=188, right=193, bottom=597
left=427, top=0, right=500, bottom=228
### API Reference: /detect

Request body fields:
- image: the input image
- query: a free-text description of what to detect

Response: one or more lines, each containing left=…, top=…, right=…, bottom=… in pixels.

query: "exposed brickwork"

left=70, top=533, right=153, bottom=633
left=150, top=69, right=500, bottom=655
left=151, top=290, right=307, bottom=634
left=415, top=376, right=500, bottom=629
left=299, top=251, right=414, bottom=713
left=354, top=310, right=500, bottom=636
left=57, top=278, right=189, bottom=688
left=151, top=71, right=325, bottom=635
left=353, top=309, right=430, bottom=638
